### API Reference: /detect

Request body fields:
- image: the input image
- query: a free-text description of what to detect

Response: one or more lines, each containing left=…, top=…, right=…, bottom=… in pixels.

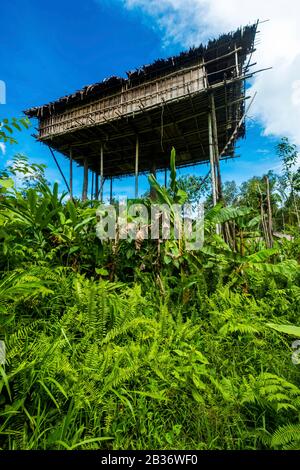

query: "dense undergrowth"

left=0, top=146, right=300, bottom=450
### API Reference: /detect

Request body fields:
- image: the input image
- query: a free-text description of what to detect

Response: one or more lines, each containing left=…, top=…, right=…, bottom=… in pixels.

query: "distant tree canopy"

left=176, top=173, right=211, bottom=205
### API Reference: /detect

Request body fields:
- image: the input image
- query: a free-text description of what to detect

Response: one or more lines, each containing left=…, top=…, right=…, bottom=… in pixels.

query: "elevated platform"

left=25, top=24, right=258, bottom=196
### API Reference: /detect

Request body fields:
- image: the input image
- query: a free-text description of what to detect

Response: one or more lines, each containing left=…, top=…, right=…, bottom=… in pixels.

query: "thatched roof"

left=25, top=24, right=257, bottom=119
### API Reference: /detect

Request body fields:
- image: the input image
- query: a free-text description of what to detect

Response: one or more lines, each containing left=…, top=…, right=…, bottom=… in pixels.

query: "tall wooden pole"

left=265, top=175, right=273, bottom=248
left=48, top=146, right=70, bottom=193
left=82, top=157, right=88, bottom=201
left=69, top=148, right=73, bottom=199
left=110, top=177, right=113, bottom=204
left=235, top=45, right=239, bottom=77
left=210, top=93, right=222, bottom=201
left=208, top=113, right=217, bottom=207
left=150, top=161, right=157, bottom=200
left=135, top=135, right=139, bottom=199
left=91, top=171, right=94, bottom=202
left=208, top=112, right=221, bottom=234
left=100, top=144, right=104, bottom=202
left=95, top=172, right=99, bottom=201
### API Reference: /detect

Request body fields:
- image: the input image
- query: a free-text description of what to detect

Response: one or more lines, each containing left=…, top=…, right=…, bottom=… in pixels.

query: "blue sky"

left=0, top=0, right=283, bottom=199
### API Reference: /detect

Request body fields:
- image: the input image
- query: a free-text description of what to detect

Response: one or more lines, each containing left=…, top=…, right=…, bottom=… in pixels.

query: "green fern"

left=272, top=424, right=300, bottom=449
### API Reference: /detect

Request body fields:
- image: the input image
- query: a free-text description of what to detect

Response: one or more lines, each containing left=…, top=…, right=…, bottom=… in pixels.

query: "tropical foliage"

left=0, top=137, right=300, bottom=450
left=0, top=117, right=30, bottom=146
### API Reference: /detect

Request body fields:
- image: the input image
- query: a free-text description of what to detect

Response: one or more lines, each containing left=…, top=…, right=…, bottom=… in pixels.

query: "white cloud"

left=123, top=0, right=300, bottom=146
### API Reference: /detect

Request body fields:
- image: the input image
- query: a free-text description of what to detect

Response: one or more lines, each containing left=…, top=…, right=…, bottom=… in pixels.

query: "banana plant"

left=148, top=147, right=188, bottom=209
left=147, top=148, right=189, bottom=268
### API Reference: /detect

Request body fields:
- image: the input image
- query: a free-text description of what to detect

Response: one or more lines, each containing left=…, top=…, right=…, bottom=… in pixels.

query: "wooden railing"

left=39, top=62, right=206, bottom=139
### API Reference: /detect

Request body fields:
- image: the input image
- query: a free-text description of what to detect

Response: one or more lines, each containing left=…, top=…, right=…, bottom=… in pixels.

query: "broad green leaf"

left=267, top=323, right=300, bottom=338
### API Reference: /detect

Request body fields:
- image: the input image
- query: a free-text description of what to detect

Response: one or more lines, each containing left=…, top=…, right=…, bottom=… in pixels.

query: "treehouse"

left=25, top=23, right=259, bottom=202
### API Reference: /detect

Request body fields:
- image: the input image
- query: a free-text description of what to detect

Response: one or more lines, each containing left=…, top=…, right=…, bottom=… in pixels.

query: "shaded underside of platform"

left=36, top=81, right=245, bottom=178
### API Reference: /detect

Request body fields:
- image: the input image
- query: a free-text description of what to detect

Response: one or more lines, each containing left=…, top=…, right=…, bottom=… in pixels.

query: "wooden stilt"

left=48, top=146, right=70, bottom=193
left=151, top=161, right=156, bottom=178
left=69, top=148, right=73, bottom=199
left=208, top=113, right=217, bottom=207
left=91, top=171, right=94, bottom=202
left=235, top=45, right=240, bottom=77
left=100, top=144, right=104, bottom=202
left=150, top=161, right=157, bottom=200
left=265, top=175, right=273, bottom=248
left=110, top=177, right=113, bottom=204
left=135, top=136, right=139, bottom=199
left=82, top=157, right=88, bottom=201
left=210, top=93, right=223, bottom=201
left=95, top=172, right=99, bottom=201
